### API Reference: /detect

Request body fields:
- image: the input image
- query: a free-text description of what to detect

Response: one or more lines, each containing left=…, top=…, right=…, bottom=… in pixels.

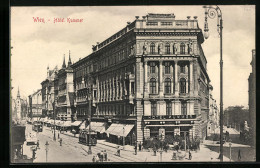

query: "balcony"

left=149, top=93, right=159, bottom=99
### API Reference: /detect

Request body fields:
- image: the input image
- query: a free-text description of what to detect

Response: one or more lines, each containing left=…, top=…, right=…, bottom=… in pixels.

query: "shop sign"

left=143, top=115, right=196, bottom=120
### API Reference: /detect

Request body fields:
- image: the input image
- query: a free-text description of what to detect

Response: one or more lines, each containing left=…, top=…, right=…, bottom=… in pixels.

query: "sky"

left=11, top=5, right=255, bottom=109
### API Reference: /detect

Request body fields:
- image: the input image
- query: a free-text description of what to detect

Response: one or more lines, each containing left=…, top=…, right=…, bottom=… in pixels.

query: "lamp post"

left=51, top=97, right=57, bottom=141
left=123, top=126, right=125, bottom=149
left=203, top=5, right=223, bottom=162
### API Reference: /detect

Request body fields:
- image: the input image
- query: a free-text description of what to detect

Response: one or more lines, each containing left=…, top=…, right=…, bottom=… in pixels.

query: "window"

left=150, top=43, right=155, bottom=54
left=173, top=44, right=176, bottom=54
left=147, top=22, right=158, bottom=26
left=151, top=102, right=157, bottom=116
left=161, top=22, right=173, bottom=26
left=150, top=78, right=157, bottom=94
left=180, top=78, right=186, bottom=94
left=180, top=43, right=185, bottom=54
left=180, top=64, right=185, bottom=73
left=181, top=101, right=187, bottom=115
left=164, top=78, right=171, bottom=94
left=165, top=62, right=170, bottom=74
left=165, top=43, right=170, bottom=54
left=150, top=62, right=156, bottom=74
left=166, top=102, right=172, bottom=115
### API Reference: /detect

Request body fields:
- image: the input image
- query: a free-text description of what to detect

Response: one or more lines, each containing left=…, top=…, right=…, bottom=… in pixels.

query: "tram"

left=78, top=129, right=97, bottom=146
left=32, top=121, right=43, bottom=132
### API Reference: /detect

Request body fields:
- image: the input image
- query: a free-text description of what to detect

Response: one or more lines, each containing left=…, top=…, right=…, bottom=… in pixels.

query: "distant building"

left=207, top=84, right=219, bottom=136
left=28, top=89, right=42, bottom=118
left=12, top=87, right=27, bottom=121
left=53, top=52, right=75, bottom=121
left=248, top=49, right=255, bottom=146
left=41, top=65, right=58, bottom=118
left=71, top=13, right=211, bottom=144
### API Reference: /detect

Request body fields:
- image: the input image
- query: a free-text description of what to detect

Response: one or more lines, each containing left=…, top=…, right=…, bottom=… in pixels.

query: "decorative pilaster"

left=159, top=61, right=163, bottom=97
left=189, top=60, right=193, bottom=96
left=136, top=100, right=144, bottom=143
left=174, top=61, right=179, bottom=95
left=144, top=61, right=148, bottom=97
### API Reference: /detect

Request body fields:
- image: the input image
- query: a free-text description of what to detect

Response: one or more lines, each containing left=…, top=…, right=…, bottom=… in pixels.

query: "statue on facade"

left=158, top=43, right=162, bottom=55
left=143, top=42, right=148, bottom=55
left=173, top=43, right=178, bottom=54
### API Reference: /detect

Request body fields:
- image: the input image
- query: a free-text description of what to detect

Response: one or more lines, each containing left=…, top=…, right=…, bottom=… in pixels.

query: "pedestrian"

left=59, top=138, right=62, bottom=146
left=189, top=150, right=192, bottom=160
left=139, top=142, right=141, bottom=151
left=134, top=144, right=137, bottom=155
left=153, top=145, right=156, bottom=156
left=92, top=155, right=96, bottom=162
left=104, top=150, right=107, bottom=161
left=58, top=133, right=60, bottom=139
left=117, top=146, right=120, bottom=157
left=36, top=140, right=40, bottom=149
left=95, top=155, right=100, bottom=162
left=100, top=150, right=104, bottom=162
left=238, top=149, right=241, bottom=161
left=32, top=148, right=36, bottom=160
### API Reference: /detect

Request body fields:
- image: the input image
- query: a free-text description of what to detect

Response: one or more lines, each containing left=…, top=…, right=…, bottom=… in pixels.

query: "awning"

left=60, top=121, right=72, bottom=127
left=79, top=121, right=87, bottom=130
left=71, top=121, right=83, bottom=126
left=105, top=124, right=134, bottom=137
left=55, top=120, right=62, bottom=126
left=86, top=122, right=106, bottom=133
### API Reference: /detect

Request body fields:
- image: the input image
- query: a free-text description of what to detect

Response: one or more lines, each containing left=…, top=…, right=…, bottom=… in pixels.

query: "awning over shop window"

left=86, top=122, right=106, bottom=133
left=55, top=120, right=62, bottom=126
left=105, top=124, right=134, bottom=137
left=79, top=121, right=87, bottom=130
left=71, top=121, right=83, bottom=127
left=60, top=121, right=72, bottom=127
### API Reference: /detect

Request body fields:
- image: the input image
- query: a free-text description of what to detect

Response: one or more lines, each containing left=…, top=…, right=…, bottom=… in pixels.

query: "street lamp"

left=123, top=126, right=125, bottom=149
left=83, top=76, right=93, bottom=155
left=203, top=5, right=224, bottom=162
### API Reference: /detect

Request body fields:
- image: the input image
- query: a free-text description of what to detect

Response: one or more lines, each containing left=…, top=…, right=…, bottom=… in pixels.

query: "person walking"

left=32, top=148, right=36, bottom=160
left=36, top=140, right=40, bottom=149
left=92, top=155, right=96, bottom=162
left=238, top=149, right=241, bottom=161
left=100, top=150, right=104, bottom=162
left=59, top=138, right=62, bottom=146
left=104, top=150, right=107, bottom=161
left=134, top=144, right=137, bottom=155
left=189, top=150, right=192, bottom=160
left=117, top=146, right=120, bottom=157
left=58, top=132, right=60, bottom=139
left=139, top=142, right=142, bottom=151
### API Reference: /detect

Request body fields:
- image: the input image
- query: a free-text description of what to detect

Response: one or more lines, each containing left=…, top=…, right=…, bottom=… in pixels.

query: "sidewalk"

left=97, top=140, right=134, bottom=152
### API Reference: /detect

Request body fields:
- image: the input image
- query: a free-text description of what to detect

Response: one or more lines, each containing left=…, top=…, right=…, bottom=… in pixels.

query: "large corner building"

left=71, top=13, right=210, bottom=144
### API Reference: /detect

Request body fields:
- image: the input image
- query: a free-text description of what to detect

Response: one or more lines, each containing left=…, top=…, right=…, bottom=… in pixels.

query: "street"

left=21, top=123, right=243, bottom=163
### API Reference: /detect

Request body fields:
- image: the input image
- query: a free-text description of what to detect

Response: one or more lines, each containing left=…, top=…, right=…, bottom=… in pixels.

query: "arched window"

left=150, top=78, right=157, bottom=94
left=181, top=101, right=187, bottom=115
left=164, top=78, right=171, bottom=94
left=165, top=43, right=170, bottom=54
left=180, top=78, right=186, bottom=93
left=150, top=43, right=155, bottom=54
left=180, top=43, right=185, bottom=54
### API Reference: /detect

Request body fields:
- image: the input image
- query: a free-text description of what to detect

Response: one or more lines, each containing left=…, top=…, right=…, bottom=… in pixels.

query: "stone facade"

left=248, top=49, right=256, bottom=146
left=28, top=89, right=42, bottom=118
left=41, top=66, right=58, bottom=118
left=53, top=53, right=75, bottom=121
left=71, top=13, right=210, bottom=143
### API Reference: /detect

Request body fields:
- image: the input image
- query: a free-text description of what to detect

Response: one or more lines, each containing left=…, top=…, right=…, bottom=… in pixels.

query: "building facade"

left=28, top=89, right=42, bottom=118
left=12, top=88, right=28, bottom=121
left=207, top=85, right=219, bottom=137
left=53, top=53, right=75, bottom=121
left=248, top=49, right=256, bottom=146
left=71, top=13, right=210, bottom=144
left=41, top=66, right=58, bottom=118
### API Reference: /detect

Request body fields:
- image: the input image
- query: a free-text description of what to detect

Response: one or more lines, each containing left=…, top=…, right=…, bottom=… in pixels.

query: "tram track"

left=41, top=126, right=142, bottom=162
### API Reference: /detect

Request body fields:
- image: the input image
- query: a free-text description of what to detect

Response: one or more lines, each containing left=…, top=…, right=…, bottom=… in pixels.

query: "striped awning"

left=60, top=121, right=73, bottom=127
left=86, top=122, right=106, bottom=133
left=106, top=124, right=134, bottom=137
left=71, top=121, right=83, bottom=126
